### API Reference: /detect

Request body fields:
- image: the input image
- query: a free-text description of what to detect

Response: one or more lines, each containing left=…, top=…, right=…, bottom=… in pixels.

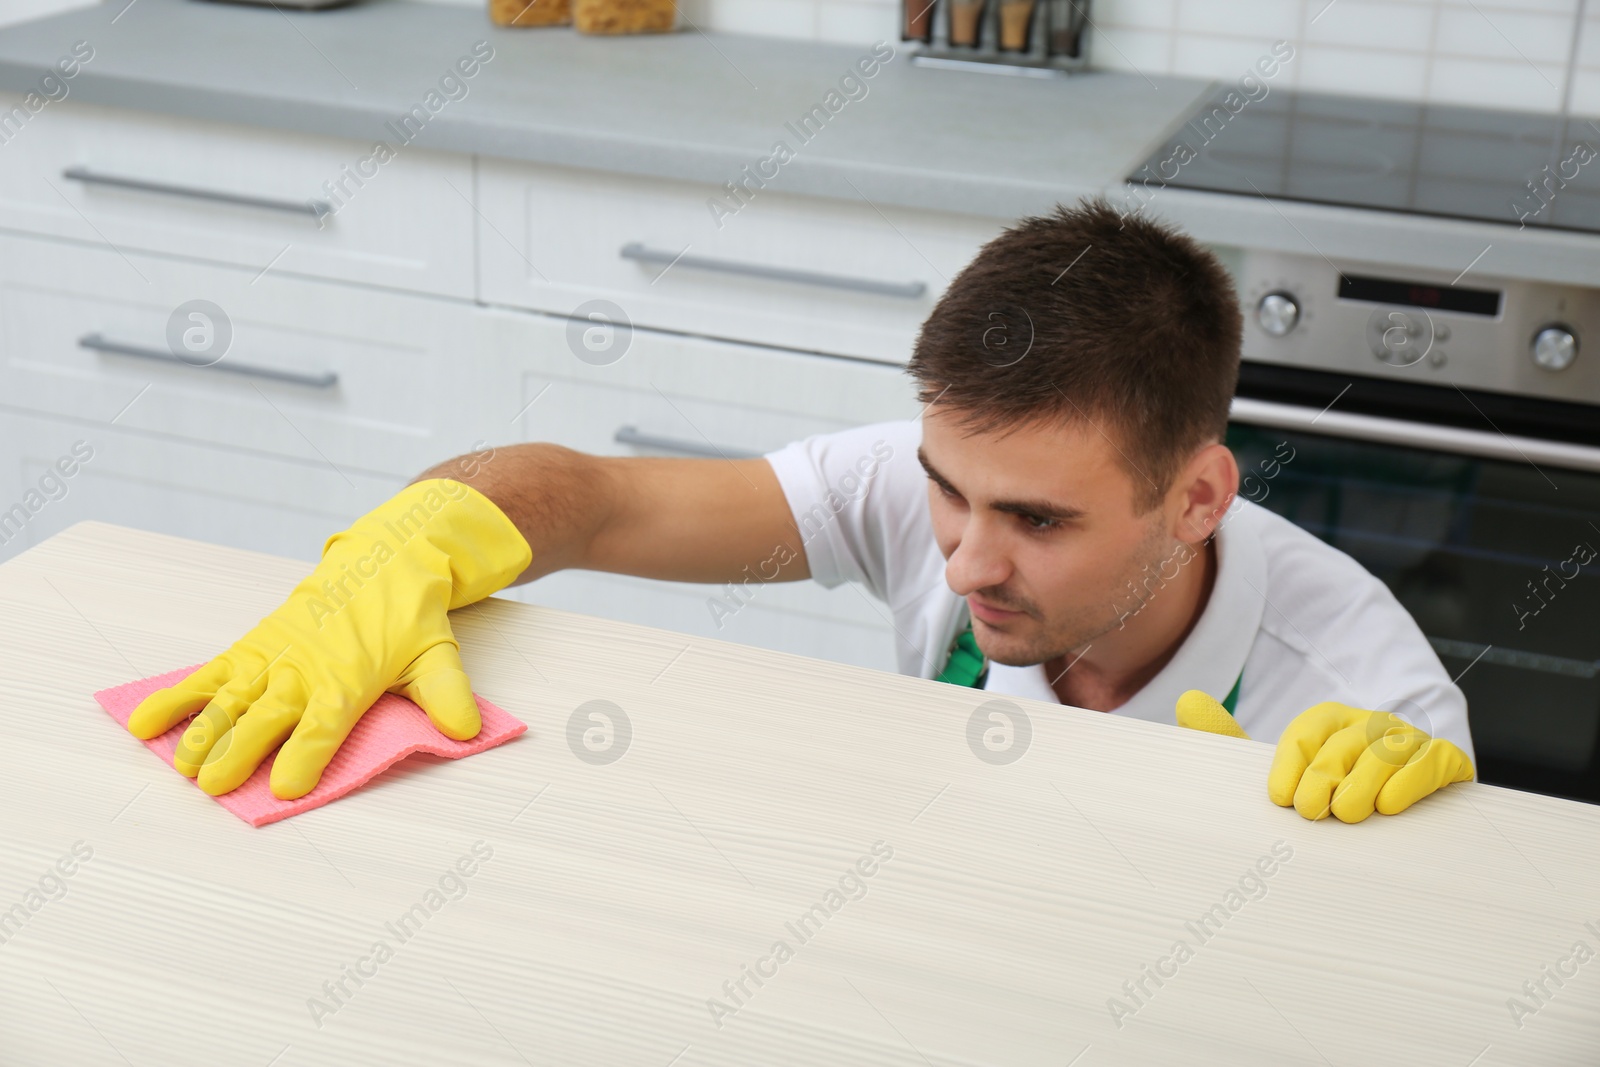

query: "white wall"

left=419, top=0, right=901, bottom=45
left=17, top=0, right=1598, bottom=113
left=1089, top=0, right=1597, bottom=113
left=446, top=0, right=1600, bottom=113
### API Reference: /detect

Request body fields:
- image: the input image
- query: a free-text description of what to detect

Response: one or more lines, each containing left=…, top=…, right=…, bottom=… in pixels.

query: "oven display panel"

left=1339, top=273, right=1502, bottom=317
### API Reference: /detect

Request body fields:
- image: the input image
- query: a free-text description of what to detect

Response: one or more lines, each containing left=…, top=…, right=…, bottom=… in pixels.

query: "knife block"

left=903, top=0, right=1092, bottom=75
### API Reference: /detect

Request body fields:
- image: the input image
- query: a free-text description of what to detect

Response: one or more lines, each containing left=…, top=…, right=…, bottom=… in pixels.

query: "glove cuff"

left=328, top=479, right=533, bottom=607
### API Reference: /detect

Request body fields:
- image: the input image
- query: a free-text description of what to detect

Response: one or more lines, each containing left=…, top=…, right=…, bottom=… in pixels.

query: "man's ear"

left=1168, top=443, right=1239, bottom=544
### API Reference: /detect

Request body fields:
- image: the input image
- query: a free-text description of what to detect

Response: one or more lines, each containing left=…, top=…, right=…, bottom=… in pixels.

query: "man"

left=127, top=201, right=1475, bottom=822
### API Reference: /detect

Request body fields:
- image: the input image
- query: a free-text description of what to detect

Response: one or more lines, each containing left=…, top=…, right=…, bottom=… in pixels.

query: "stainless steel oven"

left=1133, top=86, right=1600, bottom=804
left=1222, top=248, right=1600, bottom=804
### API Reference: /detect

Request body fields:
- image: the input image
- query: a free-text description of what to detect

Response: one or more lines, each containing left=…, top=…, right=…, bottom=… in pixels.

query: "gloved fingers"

left=1267, top=702, right=1370, bottom=809
left=391, top=641, right=482, bottom=742
left=195, top=671, right=308, bottom=796
left=206, top=662, right=274, bottom=716
left=1174, top=689, right=1252, bottom=740
left=173, top=705, right=242, bottom=779
left=269, top=687, right=366, bottom=801
left=127, top=655, right=239, bottom=740
left=1284, top=722, right=1373, bottom=819
left=168, top=664, right=274, bottom=774
left=1328, top=728, right=1425, bottom=823
left=1374, top=739, right=1475, bottom=816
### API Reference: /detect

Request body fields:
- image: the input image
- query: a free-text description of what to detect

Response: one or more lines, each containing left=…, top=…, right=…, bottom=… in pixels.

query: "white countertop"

left=2, top=520, right=1598, bottom=1064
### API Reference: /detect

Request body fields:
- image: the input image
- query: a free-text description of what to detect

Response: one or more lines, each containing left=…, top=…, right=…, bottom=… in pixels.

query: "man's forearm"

left=413, top=442, right=810, bottom=588
left=415, top=442, right=613, bottom=586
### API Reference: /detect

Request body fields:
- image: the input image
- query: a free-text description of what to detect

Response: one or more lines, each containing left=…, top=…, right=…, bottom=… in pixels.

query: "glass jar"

left=574, top=0, right=677, bottom=34
left=489, top=0, right=571, bottom=26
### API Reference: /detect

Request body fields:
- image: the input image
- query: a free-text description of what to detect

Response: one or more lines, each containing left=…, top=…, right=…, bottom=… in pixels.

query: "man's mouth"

left=968, top=596, right=1027, bottom=624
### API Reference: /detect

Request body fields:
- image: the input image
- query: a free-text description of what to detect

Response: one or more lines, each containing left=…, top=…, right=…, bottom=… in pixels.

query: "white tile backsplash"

left=692, top=0, right=823, bottom=37
left=1305, top=2, right=1435, bottom=51
left=1433, top=8, right=1573, bottom=66
left=816, top=0, right=898, bottom=44
left=1430, top=55, right=1567, bottom=110
left=1101, top=0, right=1176, bottom=31
left=1168, top=33, right=1289, bottom=79
left=1175, top=0, right=1301, bottom=41
left=1091, top=25, right=1175, bottom=70
left=1571, top=8, right=1600, bottom=112
left=1087, top=0, right=1592, bottom=112
left=1295, top=42, right=1431, bottom=99
left=410, top=0, right=1600, bottom=114
left=7, top=0, right=1590, bottom=115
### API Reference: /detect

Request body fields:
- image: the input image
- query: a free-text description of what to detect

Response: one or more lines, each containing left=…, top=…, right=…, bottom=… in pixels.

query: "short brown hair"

left=907, top=199, right=1241, bottom=511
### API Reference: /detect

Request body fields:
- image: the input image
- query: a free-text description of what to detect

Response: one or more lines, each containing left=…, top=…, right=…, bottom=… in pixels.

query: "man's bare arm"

left=415, top=443, right=810, bottom=587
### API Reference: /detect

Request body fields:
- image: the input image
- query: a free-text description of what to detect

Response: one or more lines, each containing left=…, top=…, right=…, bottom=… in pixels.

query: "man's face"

left=919, top=404, right=1175, bottom=667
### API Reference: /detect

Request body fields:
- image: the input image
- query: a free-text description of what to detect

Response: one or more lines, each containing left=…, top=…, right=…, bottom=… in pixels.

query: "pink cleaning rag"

left=94, top=665, right=527, bottom=827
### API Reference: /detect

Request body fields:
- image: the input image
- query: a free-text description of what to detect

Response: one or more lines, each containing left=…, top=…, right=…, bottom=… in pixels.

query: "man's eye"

left=1023, top=514, right=1059, bottom=531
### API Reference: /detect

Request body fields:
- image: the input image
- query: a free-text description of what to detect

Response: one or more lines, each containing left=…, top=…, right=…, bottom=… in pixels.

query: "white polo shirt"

left=763, top=418, right=1475, bottom=759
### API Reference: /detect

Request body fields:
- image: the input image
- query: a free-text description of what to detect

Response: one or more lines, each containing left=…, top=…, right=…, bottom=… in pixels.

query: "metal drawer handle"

left=613, top=425, right=761, bottom=460
left=620, top=242, right=927, bottom=300
left=63, top=166, right=332, bottom=219
left=79, top=333, right=339, bottom=389
left=1230, top=396, right=1600, bottom=473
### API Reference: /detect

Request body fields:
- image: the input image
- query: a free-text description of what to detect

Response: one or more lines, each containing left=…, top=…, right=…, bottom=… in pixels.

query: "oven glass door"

left=1227, top=422, right=1600, bottom=804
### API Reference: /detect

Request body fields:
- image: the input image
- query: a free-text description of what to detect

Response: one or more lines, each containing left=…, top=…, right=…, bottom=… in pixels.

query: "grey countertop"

left=0, top=0, right=1595, bottom=286
left=0, top=0, right=1205, bottom=216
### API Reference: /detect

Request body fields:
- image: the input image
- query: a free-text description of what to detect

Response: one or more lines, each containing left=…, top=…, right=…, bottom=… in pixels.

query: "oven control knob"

left=1256, top=292, right=1300, bottom=337
left=1531, top=326, right=1577, bottom=372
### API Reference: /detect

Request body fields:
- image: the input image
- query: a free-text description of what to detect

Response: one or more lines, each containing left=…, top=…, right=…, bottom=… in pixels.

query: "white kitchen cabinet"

left=0, top=97, right=476, bottom=299
left=0, top=412, right=401, bottom=566
left=0, top=233, right=489, bottom=480
left=475, top=157, right=1001, bottom=363
left=0, top=94, right=961, bottom=673
left=514, top=568, right=904, bottom=673
left=469, top=305, right=921, bottom=670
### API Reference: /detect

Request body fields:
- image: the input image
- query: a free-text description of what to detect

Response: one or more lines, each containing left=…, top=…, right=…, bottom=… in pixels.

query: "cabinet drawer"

left=472, top=305, right=923, bottom=452
left=0, top=235, right=485, bottom=478
left=476, top=158, right=1001, bottom=362
left=469, top=307, right=918, bottom=646
left=499, top=570, right=899, bottom=673
left=0, top=413, right=399, bottom=565
left=0, top=98, right=475, bottom=299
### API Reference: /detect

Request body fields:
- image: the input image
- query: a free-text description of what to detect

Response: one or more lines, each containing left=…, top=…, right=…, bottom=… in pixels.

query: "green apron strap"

left=1220, top=672, right=1242, bottom=716
left=938, top=616, right=1239, bottom=715
left=935, top=619, right=988, bottom=688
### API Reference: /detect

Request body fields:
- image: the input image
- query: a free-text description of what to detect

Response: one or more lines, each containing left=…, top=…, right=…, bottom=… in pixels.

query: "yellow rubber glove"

left=127, top=479, right=532, bottom=799
left=1174, top=689, right=1251, bottom=740
left=1176, top=690, right=1474, bottom=823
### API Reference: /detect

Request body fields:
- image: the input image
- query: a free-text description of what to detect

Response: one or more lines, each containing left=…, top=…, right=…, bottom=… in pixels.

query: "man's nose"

left=943, top=517, right=1013, bottom=597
